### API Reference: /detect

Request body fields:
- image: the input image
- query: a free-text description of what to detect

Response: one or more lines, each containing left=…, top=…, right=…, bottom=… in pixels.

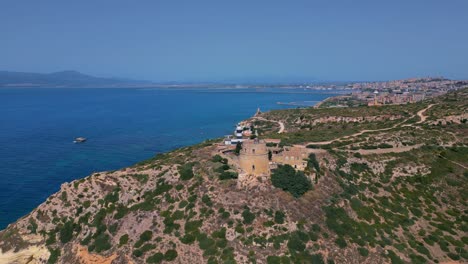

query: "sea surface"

left=0, top=87, right=338, bottom=229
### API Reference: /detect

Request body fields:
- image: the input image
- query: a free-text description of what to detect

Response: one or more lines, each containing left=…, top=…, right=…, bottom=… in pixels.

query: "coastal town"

left=311, top=77, right=468, bottom=108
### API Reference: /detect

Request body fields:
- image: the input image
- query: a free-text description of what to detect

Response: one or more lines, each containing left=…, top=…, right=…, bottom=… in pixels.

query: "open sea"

left=0, top=87, right=338, bottom=229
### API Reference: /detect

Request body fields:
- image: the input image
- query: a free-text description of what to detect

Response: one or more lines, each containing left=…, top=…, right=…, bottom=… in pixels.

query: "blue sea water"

left=0, top=87, right=337, bottom=229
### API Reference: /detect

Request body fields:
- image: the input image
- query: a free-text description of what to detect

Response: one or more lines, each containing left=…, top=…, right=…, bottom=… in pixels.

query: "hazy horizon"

left=1, top=0, right=468, bottom=82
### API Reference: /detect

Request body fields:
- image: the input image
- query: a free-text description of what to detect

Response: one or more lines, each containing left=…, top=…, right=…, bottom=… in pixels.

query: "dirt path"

left=278, top=121, right=285, bottom=133
left=438, top=155, right=468, bottom=170
left=299, top=104, right=437, bottom=147
left=352, top=144, right=424, bottom=155
left=253, top=116, right=285, bottom=134
left=416, top=104, right=434, bottom=124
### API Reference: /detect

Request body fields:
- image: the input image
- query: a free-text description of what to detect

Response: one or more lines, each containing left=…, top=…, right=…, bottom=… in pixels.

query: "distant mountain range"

left=0, top=70, right=154, bottom=88
left=0, top=70, right=338, bottom=88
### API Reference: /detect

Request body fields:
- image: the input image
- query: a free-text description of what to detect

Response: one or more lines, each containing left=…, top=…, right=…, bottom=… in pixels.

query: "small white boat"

left=74, top=137, right=87, bottom=143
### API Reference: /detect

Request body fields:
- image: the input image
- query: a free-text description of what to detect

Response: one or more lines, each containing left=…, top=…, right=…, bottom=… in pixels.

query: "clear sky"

left=1, top=0, right=467, bottom=82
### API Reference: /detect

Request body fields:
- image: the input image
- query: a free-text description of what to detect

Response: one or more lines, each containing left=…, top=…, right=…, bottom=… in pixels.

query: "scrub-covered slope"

left=0, top=89, right=466, bottom=264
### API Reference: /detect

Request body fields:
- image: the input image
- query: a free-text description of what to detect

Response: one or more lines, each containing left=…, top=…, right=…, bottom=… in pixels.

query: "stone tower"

left=238, top=139, right=269, bottom=176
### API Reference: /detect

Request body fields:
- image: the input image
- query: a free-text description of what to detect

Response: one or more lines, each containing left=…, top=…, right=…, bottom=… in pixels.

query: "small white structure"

left=224, top=123, right=251, bottom=145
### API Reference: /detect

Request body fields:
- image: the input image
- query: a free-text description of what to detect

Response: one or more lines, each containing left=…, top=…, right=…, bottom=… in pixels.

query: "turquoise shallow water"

left=0, top=87, right=337, bottom=229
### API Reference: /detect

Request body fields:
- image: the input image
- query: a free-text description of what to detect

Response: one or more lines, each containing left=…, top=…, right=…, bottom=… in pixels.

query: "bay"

left=0, top=87, right=337, bottom=229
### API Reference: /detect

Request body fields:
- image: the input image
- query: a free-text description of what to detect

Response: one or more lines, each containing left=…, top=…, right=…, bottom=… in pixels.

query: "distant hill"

left=0, top=70, right=153, bottom=88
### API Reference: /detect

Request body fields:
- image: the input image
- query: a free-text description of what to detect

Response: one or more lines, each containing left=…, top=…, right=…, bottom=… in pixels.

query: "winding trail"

left=297, top=104, right=436, bottom=148
left=278, top=121, right=285, bottom=134
left=438, top=155, right=468, bottom=170
left=253, top=116, right=285, bottom=134
left=416, top=104, right=434, bottom=124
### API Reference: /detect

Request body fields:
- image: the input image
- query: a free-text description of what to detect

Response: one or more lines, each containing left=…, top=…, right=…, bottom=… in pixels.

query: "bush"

left=180, top=233, right=196, bottom=244
left=147, top=252, right=164, bottom=263
left=335, top=237, right=347, bottom=248
left=212, top=155, right=223, bottom=163
left=307, top=154, right=320, bottom=172
left=358, top=247, right=369, bottom=256
left=219, top=171, right=238, bottom=180
left=235, top=142, right=242, bottom=156
left=242, top=208, right=256, bottom=224
left=47, top=248, right=61, bottom=264
left=59, top=221, right=74, bottom=244
left=287, top=233, right=306, bottom=252
left=135, top=230, right=153, bottom=248
left=93, top=233, right=112, bottom=253
left=267, top=256, right=281, bottom=264
left=179, top=163, right=194, bottom=181
left=119, top=234, right=129, bottom=246
left=274, top=211, right=285, bottom=224
left=202, top=194, right=213, bottom=206
left=164, top=249, right=178, bottom=261
left=271, top=165, right=312, bottom=198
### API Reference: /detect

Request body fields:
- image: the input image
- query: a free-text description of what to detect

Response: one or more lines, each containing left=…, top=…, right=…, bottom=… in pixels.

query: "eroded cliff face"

left=0, top=141, right=345, bottom=264
left=0, top=245, right=49, bottom=264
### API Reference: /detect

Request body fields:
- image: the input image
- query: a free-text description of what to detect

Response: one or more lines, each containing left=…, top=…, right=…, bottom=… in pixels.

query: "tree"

left=178, top=163, right=194, bottom=181
left=268, top=150, right=272, bottom=161
left=235, top=142, right=242, bottom=156
left=307, top=154, right=320, bottom=173
left=242, top=207, right=256, bottom=224
left=164, top=249, right=178, bottom=261
left=271, top=165, right=312, bottom=198
left=274, top=211, right=285, bottom=224
left=59, top=221, right=74, bottom=244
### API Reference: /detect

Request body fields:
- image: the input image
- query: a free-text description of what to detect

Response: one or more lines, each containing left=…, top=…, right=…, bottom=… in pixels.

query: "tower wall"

left=238, top=140, right=269, bottom=176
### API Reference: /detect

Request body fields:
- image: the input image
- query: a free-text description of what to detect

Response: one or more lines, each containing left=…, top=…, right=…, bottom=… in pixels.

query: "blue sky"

left=1, top=0, right=467, bottom=82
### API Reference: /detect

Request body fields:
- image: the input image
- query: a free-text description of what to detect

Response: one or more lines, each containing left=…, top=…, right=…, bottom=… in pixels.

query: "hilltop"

left=0, top=89, right=466, bottom=264
left=0, top=71, right=152, bottom=88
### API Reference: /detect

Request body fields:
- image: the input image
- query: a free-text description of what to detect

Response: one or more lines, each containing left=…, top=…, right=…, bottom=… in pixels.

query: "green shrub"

left=93, top=233, right=112, bottom=253
left=164, top=249, right=178, bottom=261
left=104, top=188, right=120, bottom=206
left=185, top=220, right=202, bottom=234
left=202, top=194, right=213, bottom=206
left=119, top=234, right=129, bottom=246
left=135, top=230, right=153, bottom=248
left=287, top=233, right=306, bottom=252
left=47, top=248, right=61, bottom=264
left=180, top=233, right=196, bottom=244
left=387, top=250, right=404, bottom=264
left=307, top=154, right=320, bottom=172
left=46, top=231, right=57, bottom=245
left=358, top=247, right=369, bottom=256
left=212, top=155, right=224, bottom=163
left=271, top=165, right=311, bottom=198
left=28, top=219, right=38, bottom=234
left=178, top=200, right=188, bottom=208
left=310, top=254, right=325, bottom=264
left=215, top=164, right=230, bottom=172
left=267, top=256, right=281, bottom=264
left=447, top=252, right=460, bottom=260
left=164, top=249, right=177, bottom=261
left=59, top=221, right=74, bottom=244
left=409, top=254, right=427, bottom=263
left=179, top=163, right=194, bottom=181
left=219, top=171, right=238, bottom=180
left=147, top=252, right=164, bottom=263
left=242, top=208, right=256, bottom=224
left=335, top=237, right=347, bottom=248
left=311, top=224, right=321, bottom=232
left=131, top=174, right=149, bottom=184
left=235, top=142, right=242, bottom=156
left=274, top=211, right=285, bottom=224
